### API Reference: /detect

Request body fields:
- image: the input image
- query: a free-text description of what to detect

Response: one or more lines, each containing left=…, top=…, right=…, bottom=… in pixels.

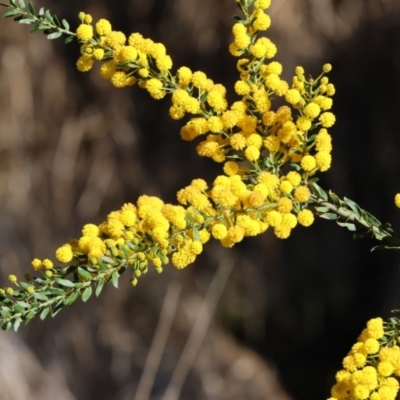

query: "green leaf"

left=18, top=0, right=25, bottom=8
left=9, top=0, right=16, bottom=7
left=81, top=287, right=92, bottom=303
left=17, top=301, right=30, bottom=309
left=315, top=206, right=329, bottom=213
left=56, top=278, right=75, bottom=287
left=64, top=291, right=78, bottom=306
left=15, top=304, right=25, bottom=313
left=64, top=36, right=74, bottom=44
left=30, top=24, right=39, bottom=33
left=344, top=197, right=361, bottom=218
left=111, top=271, right=119, bottom=288
left=61, top=18, right=69, bottom=30
left=27, top=2, right=34, bottom=15
left=337, top=221, right=357, bottom=231
left=329, top=192, right=341, bottom=206
left=52, top=300, right=64, bottom=317
left=186, top=212, right=195, bottom=224
left=40, top=307, right=50, bottom=320
left=13, top=317, right=22, bottom=332
left=3, top=9, right=18, bottom=18
left=309, top=182, right=328, bottom=201
left=319, top=212, right=337, bottom=220
left=77, top=267, right=92, bottom=280
left=18, top=18, right=35, bottom=24
left=38, top=6, right=44, bottom=15
left=95, top=280, right=104, bottom=297
left=0, top=2, right=12, bottom=7
left=101, top=255, right=115, bottom=265
left=47, top=31, right=62, bottom=40
left=33, top=292, right=48, bottom=301
left=44, top=9, right=52, bottom=22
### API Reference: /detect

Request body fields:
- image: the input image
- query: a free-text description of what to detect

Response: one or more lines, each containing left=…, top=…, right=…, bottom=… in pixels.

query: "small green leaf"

left=52, top=301, right=64, bottom=317
left=329, top=192, right=341, bottom=206
left=337, top=221, right=357, bottom=231
left=47, top=31, right=62, bottom=40
left=56, top=278, right=75, bottom=287
left=111, top=271, right=119, bottom=288
left=44, top=9, right=52, bottom=22
left=18, top=0, right=25, bottom=8
left=13, top=317, right=22, bottom=332
left=9, top=0, right=17, bottom=7
left=19, top=18, right=35, bottom=24
left=38, top=6, right=44, bottom=15
left=0, top=2, right=12, bottom=7
left=15, top=304, right=25, bottom=313
left=343, top=197, right=361, bottom=218
left=61, top=18, right=69, bottom=30
left=30, top=25, right=39, bottom=33
left=64, top=291, right=78, bottom=306
left=33, top=292, right=48, bottom=301
left=3, top=9, right=18, bottom=18
left=40, top=307, right=50, bottom=320
left=28, top=2, right=34, bottom=15
left=77, top=267, right=92, bottom=280
left=95, top=280, right=105, bottom=297
left=314, top=206, right=329, bottom=213
left=101, top=255, right=115, bottom=264
left=319, top=212, right=337, bottom=220
left=81, top=287, right=92, bottom=303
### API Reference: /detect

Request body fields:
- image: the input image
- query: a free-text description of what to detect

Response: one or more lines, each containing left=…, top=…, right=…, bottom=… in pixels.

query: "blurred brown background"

left=1, top=0, right=400, bottom=399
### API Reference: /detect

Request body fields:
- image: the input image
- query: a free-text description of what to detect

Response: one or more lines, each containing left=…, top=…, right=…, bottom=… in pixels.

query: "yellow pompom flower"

left=95, top=19, right=112, bottom=35
left=42, top=259, right=54, bottom=270
left=296, top=116, right=312, bottom=131
left=27, top=286, right=35, bottom=295
left=301, top=155, right=317, bottom=172
left=83, top=14, right=92, bottom=24
left=177, top=66, right=192, bottom=86
left=253, top=12, right=271, bottom=31
left=31, top=258, right=43, bottom=271
left=76, top=24, right=93, bottom=41
left=294, top=186, right=311, bottom=203
left=363, top=338, right=380, bottom=354
left=277, top=197, right=293, bottom=213
left=211, top=223, right=228, bottom=240
left=93, top=48, right=105, bottom=60
left=223, top=161, right=239, bottom=176
left=111, top=71, right=128, bottom=88
left=378, top=361, right=394, bottom=377
left=8, top=274, right=17, bottom=283
left=323, top=63, right=332, bottom=73
left=76, top=55, right=94, bottom=72
left=319, top=112, right=336, bottom=128
left=280, top=181, right=293, bottom=195
left=286, top=171, right=301, bottom=187
left=285, top=89, right=301, bottom=105
left=245, top=145, right=260, bottom=161
left=56, top=245, right=74, bottom=263
left=266, top=211, right=282, bottom=227
left=230, top=133, right=246, bottom=150
left=395, top=194, right=400, bottom=208
left=315, top=151, right=332, bottom=172
left=304, top=103, right=321, bottom=119
left=297, top=209, right=314, bottom=227
left=234, top=80, right=251, bottom=95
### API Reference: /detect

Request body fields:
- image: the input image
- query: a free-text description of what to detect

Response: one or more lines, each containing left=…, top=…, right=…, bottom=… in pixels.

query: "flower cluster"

left=0, top=0, right=337, bottom=330
left=329, top=317, right=400, bottom=400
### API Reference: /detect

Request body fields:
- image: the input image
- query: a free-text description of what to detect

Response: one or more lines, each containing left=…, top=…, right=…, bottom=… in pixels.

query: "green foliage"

left=0, top=264, right=122, bottom=331
left=0, top=0, right=75, bottom=42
